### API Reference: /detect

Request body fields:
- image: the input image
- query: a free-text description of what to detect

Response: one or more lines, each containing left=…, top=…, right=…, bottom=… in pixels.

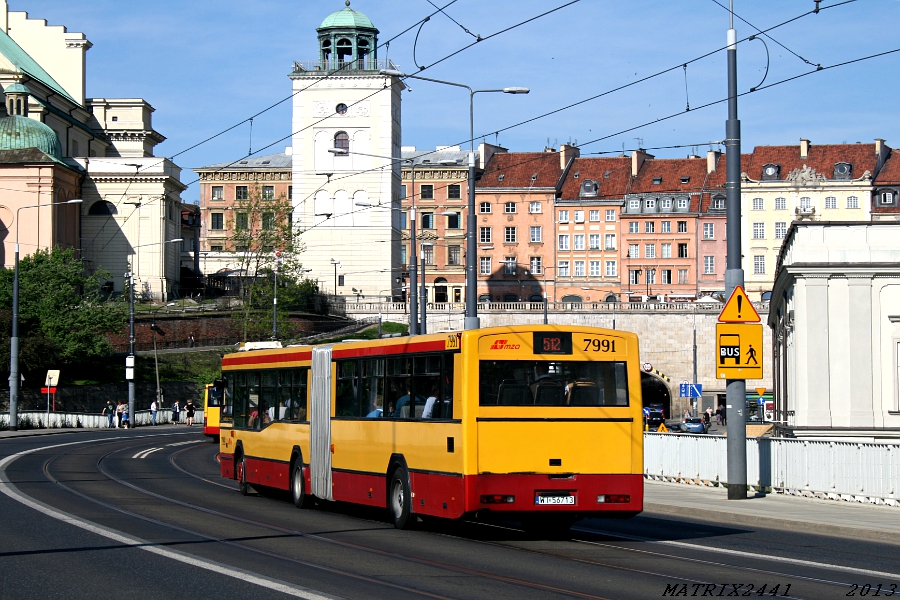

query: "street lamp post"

left=380, top=69, right=529, bottom=331
left=126, top=238, right=182, bottom=428
left=8, top=198, right=82, bottom=431
left=150, top=302, right=175, bottom=415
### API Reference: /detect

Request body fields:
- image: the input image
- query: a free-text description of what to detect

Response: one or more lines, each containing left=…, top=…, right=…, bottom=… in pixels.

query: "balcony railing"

left=291, top=59, right=399, bottom=75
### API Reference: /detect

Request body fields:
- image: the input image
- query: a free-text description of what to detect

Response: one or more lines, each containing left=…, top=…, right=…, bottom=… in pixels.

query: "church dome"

left=319, top=3, right=376, bottom=30
left=0, top=115, right=63, bottom=159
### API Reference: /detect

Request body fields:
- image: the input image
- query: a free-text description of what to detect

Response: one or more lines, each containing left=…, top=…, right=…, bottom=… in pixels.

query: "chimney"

left=559, top=144, right=580, bottom=170
left=875, top=138, right=890, bottom=174
left=707, top=150, right=721, bottom=174
left=632, top=149, right=652, bottom=177
left=800, top=139, right=810, bottom=159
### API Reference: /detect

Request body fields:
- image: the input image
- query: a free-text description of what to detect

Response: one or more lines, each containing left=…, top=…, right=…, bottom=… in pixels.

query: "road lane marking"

left=0, top=439, right=342, bottom=600
left=132, top=447, right=163, bottom=459
left=167, top=440, right=204, bottom=447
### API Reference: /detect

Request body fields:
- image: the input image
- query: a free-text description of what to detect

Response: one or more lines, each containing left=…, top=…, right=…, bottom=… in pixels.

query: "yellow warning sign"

left=657, top=423, right=668, bottom=433
left=718, top=285, right=761, bottom=323
left=715, top=323, right=764, bottom=380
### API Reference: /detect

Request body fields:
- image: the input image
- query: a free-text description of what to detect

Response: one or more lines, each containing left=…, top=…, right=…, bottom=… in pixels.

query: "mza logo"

left=489, top=339, right=520, bottom=350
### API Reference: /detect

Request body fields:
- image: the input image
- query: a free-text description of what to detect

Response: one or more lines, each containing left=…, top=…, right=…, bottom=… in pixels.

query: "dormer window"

left=573, top=171, right=580, bottom=179
left=652, top=177, right=662, bottom=185
left=603, top=171, right=610, bottom=179
left=762, top=163, right=780, bottom=180
left=661, top=198, right=672, bottom=209
left=498, top=174, right=505, bottom=182
left=710, top=195, right=725, bottom=210
left=834, top=162, right=852, bottom=179
left=531, top=173, right=538, bottom=182
left=581, top=180, right=598, bottom=197
left=680, top=176, right=690, bottom=184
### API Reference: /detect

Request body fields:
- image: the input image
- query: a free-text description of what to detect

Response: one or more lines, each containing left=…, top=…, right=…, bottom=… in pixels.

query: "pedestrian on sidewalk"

left=715, top=406, right=722, bottom=425
left=719, top=404, right=727, bottom=426
left=116, top=400, right=125, bottom=428
left=704, top=406, right=712, bottom=425
left=172, top=400, right=180, bottom=424
left=184, top=399, right=196, bottom=426
left=121, top=407, right=130, bottom=429
left=150, top=399, right=158, bottom=426
left=102, top=400, right=115, bottom=428
left=189, top=333, right=195, bottom=348
left=682, top=409, right=690, bottom=421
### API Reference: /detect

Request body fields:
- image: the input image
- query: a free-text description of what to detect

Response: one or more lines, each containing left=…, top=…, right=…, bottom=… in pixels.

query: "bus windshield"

left=479, top=360, right=629, bottom=407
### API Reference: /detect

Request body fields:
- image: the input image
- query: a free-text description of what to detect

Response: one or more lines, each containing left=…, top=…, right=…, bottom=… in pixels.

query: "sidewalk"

left=644, top=479, right=900, bottom=543
left=0, top=423, right=190, bottom=440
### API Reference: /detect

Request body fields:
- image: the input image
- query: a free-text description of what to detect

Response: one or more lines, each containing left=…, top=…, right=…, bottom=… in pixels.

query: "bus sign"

left=715, top=323, right=763, bottom=380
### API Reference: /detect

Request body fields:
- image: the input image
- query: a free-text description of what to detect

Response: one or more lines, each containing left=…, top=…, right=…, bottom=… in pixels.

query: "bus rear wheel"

left=388, top=467, right=415, bottom=530
left=291, top=461, right=311, bottom=508
left=238, top=455, right=251, bottom=496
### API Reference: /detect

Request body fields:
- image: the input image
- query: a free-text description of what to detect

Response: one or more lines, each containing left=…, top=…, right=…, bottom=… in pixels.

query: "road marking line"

left=132, top=447, right=163, bottom=459
left=574, top=526, right=900, bottom=580
left=0, top=440, right=342, bottom=600
left=167, top=440, right=203, bottom=447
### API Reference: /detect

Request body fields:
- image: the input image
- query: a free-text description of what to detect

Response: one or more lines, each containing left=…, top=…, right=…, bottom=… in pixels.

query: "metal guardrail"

left=344, top=301, right=770, bottom=314
left=1, top=409, right=204, bottom=429
left=644, top=433, right=900, bottom=506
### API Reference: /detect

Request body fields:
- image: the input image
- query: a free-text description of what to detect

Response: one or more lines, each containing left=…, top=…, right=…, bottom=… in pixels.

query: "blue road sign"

left=642, top=407, right=651, bottom=416
left=757, top=397, right=765, bottom=405
left=679, top=383, right=703, bottom=398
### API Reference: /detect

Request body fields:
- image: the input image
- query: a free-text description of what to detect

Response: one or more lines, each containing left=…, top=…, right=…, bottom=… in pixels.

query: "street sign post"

left=679, top=383, right=703, bottom=398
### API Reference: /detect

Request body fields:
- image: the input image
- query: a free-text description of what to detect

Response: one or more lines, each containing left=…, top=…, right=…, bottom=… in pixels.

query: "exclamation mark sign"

left=737, top=294, right=742, bottom=319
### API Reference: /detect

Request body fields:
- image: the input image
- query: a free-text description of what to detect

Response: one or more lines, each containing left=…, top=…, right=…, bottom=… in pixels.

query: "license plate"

left=535, top=494, right=575, bottom=505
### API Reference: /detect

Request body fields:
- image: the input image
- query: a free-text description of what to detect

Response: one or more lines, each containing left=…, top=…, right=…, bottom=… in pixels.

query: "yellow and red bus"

left=202, top=382, right=223, bottom=441
left=218, top=325, right=643, bottom=532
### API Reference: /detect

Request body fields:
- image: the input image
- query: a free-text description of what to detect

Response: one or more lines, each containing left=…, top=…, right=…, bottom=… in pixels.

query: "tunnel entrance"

left=640, top=373, right=672, bottom=418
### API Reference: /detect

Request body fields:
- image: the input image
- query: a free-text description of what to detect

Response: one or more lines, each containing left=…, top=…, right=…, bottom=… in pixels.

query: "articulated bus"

left=218, top=325, right=644, bottom=532
left=203, top=383, right=222, bottom=441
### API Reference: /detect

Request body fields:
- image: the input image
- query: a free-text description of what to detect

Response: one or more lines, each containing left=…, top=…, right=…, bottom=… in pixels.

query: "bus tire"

left=388, top=467, right=415, bottom=530
left=238, top=455, right=251, bottom=496
left=291, top=461, right=311, bottom=508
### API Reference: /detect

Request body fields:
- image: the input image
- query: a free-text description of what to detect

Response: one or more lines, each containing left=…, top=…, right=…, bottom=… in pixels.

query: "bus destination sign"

left=533, top=332, right=573, bottom=355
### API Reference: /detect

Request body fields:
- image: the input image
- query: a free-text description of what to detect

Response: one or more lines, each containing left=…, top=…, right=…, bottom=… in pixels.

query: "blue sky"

left=10, top=0, right=900, bottom=200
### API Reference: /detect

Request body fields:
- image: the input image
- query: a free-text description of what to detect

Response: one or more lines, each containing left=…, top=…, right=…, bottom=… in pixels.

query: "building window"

left=558, top=261, right=570, bottom=277
left=606, top=209, right=616, bottom=222
left=775, top=222, right=787, bottom=239
left=235, top=186, right=248, bottom=201
left=604, top=234, right=615, bottom=250
left=479, top=227, right=492, bottom=243
left=703, top=223, right=714, bottom=239
left=263, top=186, right=275, bottom=200
left=753, top=255, right=765, bottom=275
left=646, top=269, right=656, bottom=285
left=645, top=244, right=656, bottom=259
left=338, top=275, right=345, bottom=287
left=574, top=210, right=585, bottom=223
left=504, top=257, right=517, bottom=275
left=589, top=260, right=601, bottom=276
left=605, top=261, right=617, bottom=277
left=573, top=234, right=585, bottom=251
left=825, top=196, right=837, bottom=209
left=589, top=210, right=600, bottom=222
left=574, top=261, right=585, bottom=277
left=421, top=213, right=434, bottom=229
left=710, top=197, right=724, bottom=210
left=334, top=131, right=349, bottom=151
left=530, top=256, right=542, bottom=275
left=212, top=186, right=224, bottom=201
left=400, top=185, right=407, bottom=200
left=262, top=212, right=275, bottom=230
left=448, top=184, right=461, bottom=199
left=880, top=190, right=895, bottom=205
left=661, top=269, right=672, bottom=284
left=629, top=221, right=639, bottom=234
left=662, top=198, right=672, bottom=210
left=210, top=245, right=223, bottom=252
left=629, top=270, right=640, bottom=286
left=401, top=245, right=407, bottom=265
left=775, top=197, right=786, bottom=210
left=847, top=196, right=859, bottom=209
left=677, top=198, right=688, bottom=209
left=645, top=222, right=655, bottom=233
left=530, top=226, right=542, bottom=243
left=529, top=201, right=541, bottom=213
left=420, top=185, right=434, bottom=200
left=628, top=244, right=639, bottom=258
left=645, top=199, right=656, bottom=209
left=628, top=199, right=640, bottom=210
left=752, top=198, right=764, bottom=210
left=505, top=227, right=517, bottom=243
left=661, top=221, right=671, bottom=233
left=678, top=243, right=688, bottom=258
left=400, top=212, right=408, bottom=229
left=446, top=212, right=460, bottom=229
left=558, top=235, right=570, bottom=250
left=480, top=202, right=492, bottom=213
left=799, top=197, right=811, bottom=211
left=288, top=186, right=293, bottom=200
left=678, top=269, right=688, bottom=284
left=236, top=212, right=248, bottom=230
left=558, top=210, right=569, bottom=223
left=448, top=245, right=461, bottom=265
left=480, top=257, right=491, bottom=275
left=211, top=213, right=224, bottom=230
left=505, top=201, right=517, bottom=213
left=678, top=221, right=688, bottom=233
left=704, top=256, right=715, bottom=274
left=661, top=243, right=672, bottom=258
left=423, top=245, right=435, bottom=265
left=589, top=234, right=600, bottom=250
left=752, top=223, right=765, bottom=239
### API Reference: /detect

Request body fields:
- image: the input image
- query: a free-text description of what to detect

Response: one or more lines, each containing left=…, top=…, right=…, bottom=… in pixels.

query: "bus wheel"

left=238, top=455, right=250, bottom=496
left=291, top=461, right=310, bottom=508
left=388, top=467, right=415, bottom=530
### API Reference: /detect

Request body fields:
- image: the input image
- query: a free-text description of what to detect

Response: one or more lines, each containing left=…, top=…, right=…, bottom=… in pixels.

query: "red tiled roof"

left=477, top=152, right=562, bottom=189
left=874, top=149, right=900, bottom=185
left=559, top=156, right=631, bottom=199
left=630, top=156, right=711, bottom=195
left=743, top=143, right=879, bottom=181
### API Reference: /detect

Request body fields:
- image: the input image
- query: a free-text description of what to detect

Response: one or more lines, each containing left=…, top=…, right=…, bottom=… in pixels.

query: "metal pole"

left=464, top=92, right=479, bottom=330
left=693, top=308, right=698, bottom=417
left=725, top=0, right=747, bottom=500
left=420, top=243, right=427, bottom=334
left=9, top=243, right=19, bottom=431
left=273, top=264, right=278, bottom=339
left=409, top=164, right=419, bottom=335
left=152, top=320, right=161, bottom=414
left=128, top=272, right=136, bottom=427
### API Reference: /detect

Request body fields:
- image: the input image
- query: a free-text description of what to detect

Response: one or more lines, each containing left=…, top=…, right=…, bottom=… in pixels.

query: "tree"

left=0, top=247, right=126, bottom=381
left=227, top=184, right=308, bottom=341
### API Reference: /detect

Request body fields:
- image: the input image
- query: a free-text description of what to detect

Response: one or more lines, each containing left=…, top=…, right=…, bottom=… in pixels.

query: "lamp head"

left=503, top=87, right=530, bottom=94
left=380, top=69, right=405, bottom=77
left=328, top=148, right=349, bottom=155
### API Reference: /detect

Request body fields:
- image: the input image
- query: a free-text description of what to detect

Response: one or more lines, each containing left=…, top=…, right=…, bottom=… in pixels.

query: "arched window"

left=334, top=131, right=349, bottom=152
left=336, top=38, right=353, bottom=65
left=88, top=201, right=118, bottom=215
left=561, top=295, right=583, bottom=303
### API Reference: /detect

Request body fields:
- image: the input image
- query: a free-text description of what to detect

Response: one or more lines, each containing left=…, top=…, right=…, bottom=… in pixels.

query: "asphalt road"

left=1, top=429, right=897, bottom=600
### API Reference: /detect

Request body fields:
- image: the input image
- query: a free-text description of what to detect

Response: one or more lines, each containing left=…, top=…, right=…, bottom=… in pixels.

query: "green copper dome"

left=319, top=4, right=376, bottom=30
left=0, top=115, right=62, bottom=159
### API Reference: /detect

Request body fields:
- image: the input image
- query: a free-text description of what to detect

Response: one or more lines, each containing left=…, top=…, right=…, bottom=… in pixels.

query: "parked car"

left=680, top=417, right=709, bottom=434
left=645, top=411, right=666, bottom=430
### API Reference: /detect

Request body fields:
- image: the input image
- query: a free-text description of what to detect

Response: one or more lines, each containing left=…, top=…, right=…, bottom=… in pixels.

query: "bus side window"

left=294, top=368, right=309, bottom=421
left=246, top=372, right=260, bottom=429
left=222, top=377, right=235, bottom=423
left=361, top=359, right=384, bottom=417
left=436, top=352, right=454, bottom=419
left=259, top=370, right=277, bottom=428
left=335, top=360, right=359, bottom=417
